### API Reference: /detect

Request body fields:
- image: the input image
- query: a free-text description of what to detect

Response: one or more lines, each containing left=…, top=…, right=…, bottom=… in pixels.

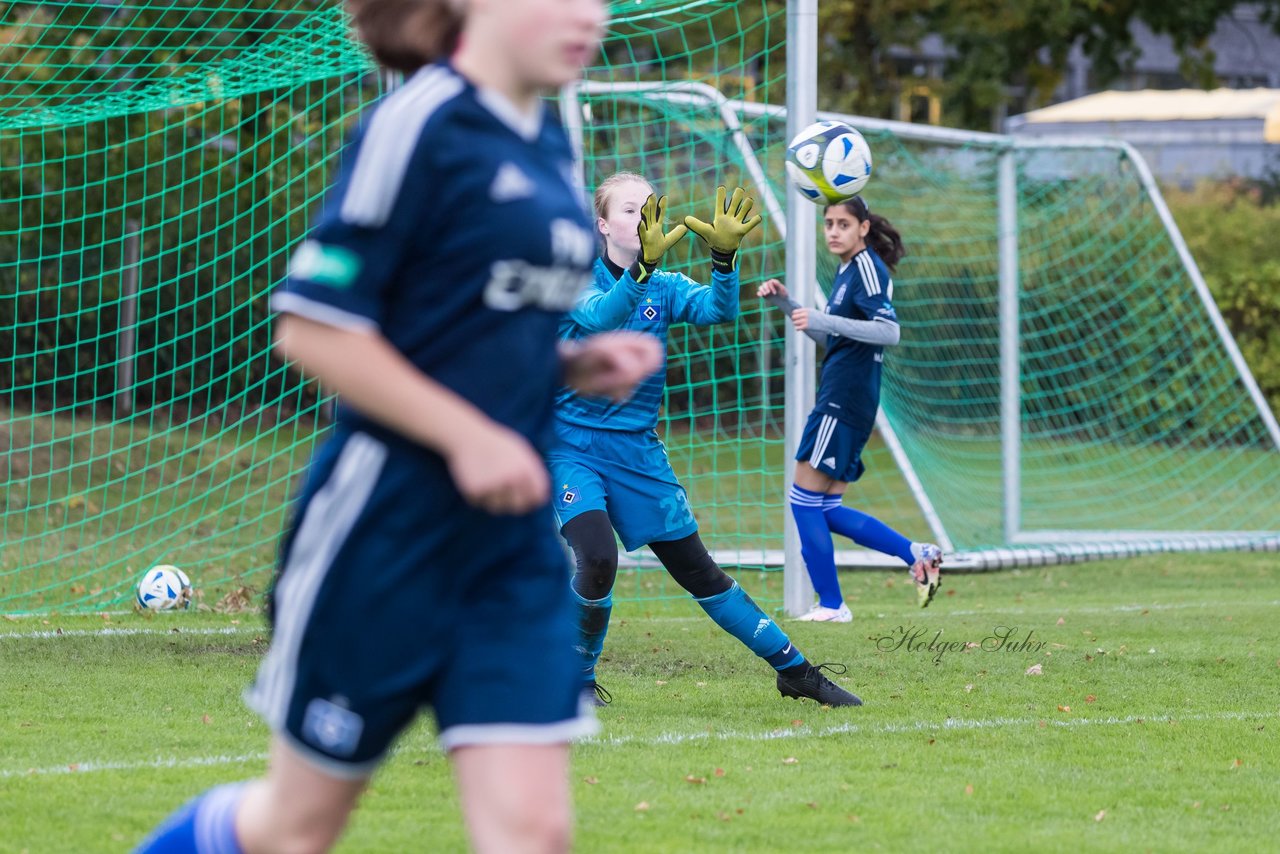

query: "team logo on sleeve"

left=289, top=240, right=362, bottom=289
left=639, top=298, right=662, bottom=322
left=559, top=484, right=579, bottom=506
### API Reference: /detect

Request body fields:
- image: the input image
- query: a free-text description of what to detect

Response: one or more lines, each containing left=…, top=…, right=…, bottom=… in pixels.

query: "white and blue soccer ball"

left=785, top=120, right=873, bottom=204
left=136, top=565, right=192, bottom=611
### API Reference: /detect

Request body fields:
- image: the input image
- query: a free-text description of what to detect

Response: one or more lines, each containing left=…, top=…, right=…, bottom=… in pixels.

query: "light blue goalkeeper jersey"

left=555, top=256, right=739, bottom=432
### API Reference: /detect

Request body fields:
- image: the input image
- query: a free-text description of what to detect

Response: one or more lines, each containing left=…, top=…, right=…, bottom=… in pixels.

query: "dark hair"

left=346, top=0, right=463, bottom=73
left=826, top=195, right=905, bottom=271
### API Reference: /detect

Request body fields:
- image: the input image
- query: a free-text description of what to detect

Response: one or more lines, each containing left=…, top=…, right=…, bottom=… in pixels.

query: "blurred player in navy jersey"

left=760, top=195, right=942, bottom=623
left=135, top=1, right=661, bottom=852
left=552, top=172, right=862, bottom=709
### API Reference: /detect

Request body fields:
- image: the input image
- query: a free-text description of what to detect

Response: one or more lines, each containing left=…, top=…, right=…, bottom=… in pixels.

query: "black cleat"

left=777, top=663, right=862, bottom=707
left=583, top=680, right=612, bottom=708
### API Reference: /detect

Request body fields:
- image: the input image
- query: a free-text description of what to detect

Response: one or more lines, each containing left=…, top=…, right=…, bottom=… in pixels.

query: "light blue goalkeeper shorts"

left=547, top=419, right=698, bottom=551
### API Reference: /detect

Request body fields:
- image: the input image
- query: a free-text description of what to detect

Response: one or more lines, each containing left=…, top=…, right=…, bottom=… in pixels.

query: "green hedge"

left=1165, top=181, right=1280, bottom=417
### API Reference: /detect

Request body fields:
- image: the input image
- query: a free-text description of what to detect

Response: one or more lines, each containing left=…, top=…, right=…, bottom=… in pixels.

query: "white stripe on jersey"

left=856, top=252, right=881, bottom=297
left=248, top=432, right=387, bottom=731
left=340, top=67, right=464, bottom=227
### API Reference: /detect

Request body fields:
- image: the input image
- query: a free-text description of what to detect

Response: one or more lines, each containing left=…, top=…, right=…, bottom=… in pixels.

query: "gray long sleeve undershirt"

left=763, top=293, right=900, bottom=347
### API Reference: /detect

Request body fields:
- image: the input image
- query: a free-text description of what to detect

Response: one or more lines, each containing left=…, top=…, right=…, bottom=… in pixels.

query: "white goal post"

left=559, top=26, right=1280, bottom=615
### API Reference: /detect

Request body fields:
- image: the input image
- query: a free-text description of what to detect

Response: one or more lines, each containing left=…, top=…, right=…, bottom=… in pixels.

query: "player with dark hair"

left=551, top=171, right=863, bottom=709
left=134, top=1, right=664, bottom=852
left=759, top=195, right=942, bottom=623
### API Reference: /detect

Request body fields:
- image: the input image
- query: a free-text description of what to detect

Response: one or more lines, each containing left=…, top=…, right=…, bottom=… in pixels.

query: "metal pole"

left=783, top=0, right=818, bottom=616
left=998, top=149, right=1021, bottom=543
left=117, top=219, right=141, bottom=416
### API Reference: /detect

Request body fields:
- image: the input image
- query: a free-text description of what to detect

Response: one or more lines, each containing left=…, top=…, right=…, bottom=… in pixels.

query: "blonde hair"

left=592, top=171, right=652, bottom=221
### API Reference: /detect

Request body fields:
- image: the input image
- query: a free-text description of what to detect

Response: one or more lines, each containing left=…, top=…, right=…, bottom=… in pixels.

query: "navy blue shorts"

left=795, top=411, right=873, bottom=484
left=245, top=430, right=596, bottom=778
left=546, top=420, right=697, bottom=551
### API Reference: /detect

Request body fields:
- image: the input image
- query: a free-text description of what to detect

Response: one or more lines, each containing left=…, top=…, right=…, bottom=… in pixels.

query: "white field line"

left=5, top=710, right=1274, bottom=780
left=0, top=626, right=262, bottom=641
left=588, top=709, right=1279, bottom=748
left=625, top=599, right=1280, bottom=623
left=3, top=598, right=1275, bottom=639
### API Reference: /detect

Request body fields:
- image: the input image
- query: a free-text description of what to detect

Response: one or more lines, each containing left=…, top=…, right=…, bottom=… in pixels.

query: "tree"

left=811, top=0, right=1280, bottom=129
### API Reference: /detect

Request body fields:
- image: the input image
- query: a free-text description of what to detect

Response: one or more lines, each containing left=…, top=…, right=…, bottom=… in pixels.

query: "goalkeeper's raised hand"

left=683, top=185, right=764, bottom=274
left=633, top=193, right=688, bottom=285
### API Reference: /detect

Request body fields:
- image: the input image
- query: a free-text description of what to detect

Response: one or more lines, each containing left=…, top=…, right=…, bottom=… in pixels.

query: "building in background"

left=1006, top=88, right=1280, bottom=183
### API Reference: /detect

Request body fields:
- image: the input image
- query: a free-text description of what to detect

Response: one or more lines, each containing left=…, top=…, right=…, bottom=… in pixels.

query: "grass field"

left=2, top=553, right=1276, bottom=853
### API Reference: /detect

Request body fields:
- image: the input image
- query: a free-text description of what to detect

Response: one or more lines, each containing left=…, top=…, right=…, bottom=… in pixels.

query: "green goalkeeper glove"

left=632, top=193, right=688, bottom=285
left=683, top=185, right=764, bottom=273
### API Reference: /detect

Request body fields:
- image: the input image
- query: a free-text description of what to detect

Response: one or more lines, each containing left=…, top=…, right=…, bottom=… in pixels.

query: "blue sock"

left=134, top=781, right=246, bottom=853
left=695, top=580, right=805, bottom=670
left=572, top=589, right=613, bottom=684
left=822, top=495, right=915, bottom=565
left=789, top=485, right=843, bottom=608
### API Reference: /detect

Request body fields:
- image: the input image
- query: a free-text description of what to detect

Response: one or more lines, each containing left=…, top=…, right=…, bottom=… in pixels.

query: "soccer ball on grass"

left=136, top=565, right=192, bottom=611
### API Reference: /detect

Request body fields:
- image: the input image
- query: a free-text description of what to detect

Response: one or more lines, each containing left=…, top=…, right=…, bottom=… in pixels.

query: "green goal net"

left=2, top=1, right=1277, bottom=614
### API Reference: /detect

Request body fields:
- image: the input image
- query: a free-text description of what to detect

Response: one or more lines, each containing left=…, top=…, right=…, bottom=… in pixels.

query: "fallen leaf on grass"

left=1058, top=705, right=1071, bottom=713
left=1085, top=695, right=1097, bottom=704
left=654, top=680, right=667, bottom=686
left=1056, top=617, right=1065, bottom=625
left=201, top=714, right=211, bottom=725
left=1230, top=759, right=1243, bottom=769
left=634, top=802, right=650, bottom=812
left=583, top=776, right=598, bottom=785
left=964, top=684, right=974, bottom=693
left=214, top=586, right=256, bottom=614
left=714, top=768, right=725, bottom=777
left=685, top=775, right=706, bottom=785
left=1094, top=810, right=1106, bottom=822
left=964, top=784, right=974, bottom=796
left=781, top=757, right=799, bottom=765
left=1025, top=664, right=1043, bottom=676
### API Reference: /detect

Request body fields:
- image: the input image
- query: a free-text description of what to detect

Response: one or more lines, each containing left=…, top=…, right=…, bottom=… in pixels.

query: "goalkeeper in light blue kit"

left=759, top=195, right=943, bottom=623
left=551, top=172, right=862, bottom=707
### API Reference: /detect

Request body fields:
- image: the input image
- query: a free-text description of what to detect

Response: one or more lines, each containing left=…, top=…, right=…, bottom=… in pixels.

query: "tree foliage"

left=813, top=0, right=1280, bottom=129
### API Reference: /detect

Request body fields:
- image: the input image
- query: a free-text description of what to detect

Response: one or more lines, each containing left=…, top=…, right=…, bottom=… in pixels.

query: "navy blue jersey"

left=555, top=257, right=738, bottom=432
left=813, top=246, right=899, bottom=427
left=273, top=63, right=596, bottom=454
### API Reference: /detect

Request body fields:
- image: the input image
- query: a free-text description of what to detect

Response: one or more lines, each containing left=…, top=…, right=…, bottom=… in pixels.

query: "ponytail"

left=864, top=213, right=905, bottom=271
left=346, top=0, right=463, bottom=74
left=827, top=196, right=906, bottom=272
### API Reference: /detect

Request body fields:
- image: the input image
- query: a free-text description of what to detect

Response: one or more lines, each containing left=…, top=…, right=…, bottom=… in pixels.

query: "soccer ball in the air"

left=785, top=120, right=873, bottom=204
left=136, top=565, right=192, bottom=611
